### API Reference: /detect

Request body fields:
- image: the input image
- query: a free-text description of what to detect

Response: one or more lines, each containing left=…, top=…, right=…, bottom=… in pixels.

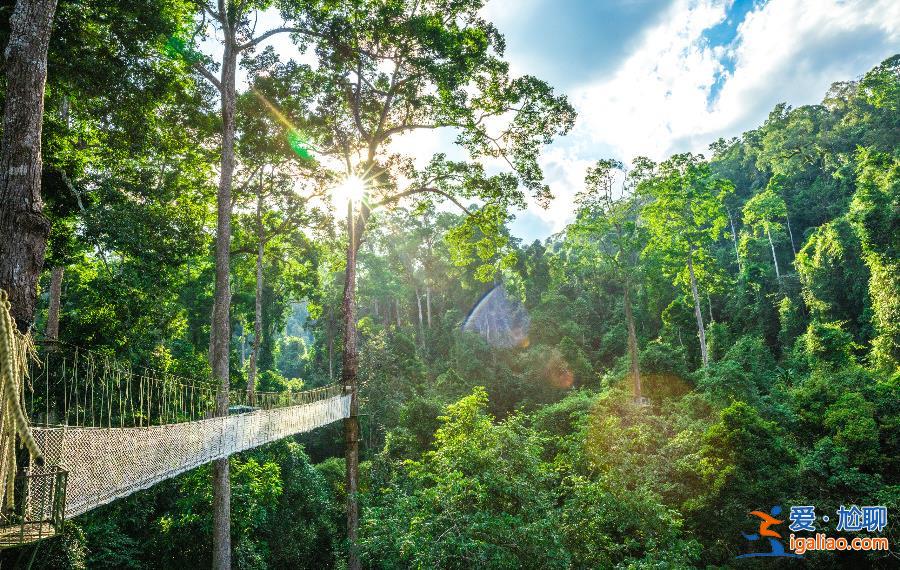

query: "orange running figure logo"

left=737, top=505, right=801, bottom=559
left=750, top=509, right=783, bottom=538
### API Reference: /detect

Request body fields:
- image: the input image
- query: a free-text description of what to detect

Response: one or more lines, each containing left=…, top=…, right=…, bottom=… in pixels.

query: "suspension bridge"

left=0, top=305, right=350, bottom=548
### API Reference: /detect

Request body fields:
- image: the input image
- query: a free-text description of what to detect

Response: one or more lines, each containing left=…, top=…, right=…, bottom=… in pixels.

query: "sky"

left=229, top=0, right=899, bottom=243
left=476, top=0, right=900, bottom=242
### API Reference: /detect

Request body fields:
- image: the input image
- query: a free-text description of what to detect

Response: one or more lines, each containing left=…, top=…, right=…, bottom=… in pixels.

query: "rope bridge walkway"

left=31, top=383, right=349, bottom=519
left=0, top=301, right=349, bottom=547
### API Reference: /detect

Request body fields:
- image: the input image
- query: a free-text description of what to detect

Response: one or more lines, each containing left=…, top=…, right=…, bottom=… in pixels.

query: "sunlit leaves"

left=360, top=388, right=570, bottom=568
left=859, top=54, right=900, bottom=113
left=445, top=203, right=515, bottom=282
left=639, top=153, right=730, bottom=291
left=742, top=184, right=787, bottom=237
left=275, top=0, right=573, bottom=231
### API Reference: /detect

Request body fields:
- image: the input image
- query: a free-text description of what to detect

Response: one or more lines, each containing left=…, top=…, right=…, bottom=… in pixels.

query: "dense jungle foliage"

left=0, top=1, right=897, bottom=568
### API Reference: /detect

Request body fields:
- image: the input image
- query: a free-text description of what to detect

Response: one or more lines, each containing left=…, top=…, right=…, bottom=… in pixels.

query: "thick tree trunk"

left=248, top=179, right=264, bottom=406
left=687, top=249, right=708, bottom=367
left=0, top=0, right=58, bottom=332
left=341, top=203, right=363, bottom=570
left=623, top=285, right=641, bottom=401
left=210, top=36, right=237, bottom=570
left=766, top=228, right=781, bottom=282
left=45, top=266, right=63, bottom=339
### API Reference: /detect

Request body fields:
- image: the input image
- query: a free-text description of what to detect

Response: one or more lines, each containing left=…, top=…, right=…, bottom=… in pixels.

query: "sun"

left=332, top=174, right=367, bottom=211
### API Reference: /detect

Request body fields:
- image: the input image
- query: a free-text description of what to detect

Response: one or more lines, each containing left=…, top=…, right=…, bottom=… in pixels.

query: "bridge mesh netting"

left=0, top=295, right=351, bottom=545
left=30, top=388, right=349, bottom=518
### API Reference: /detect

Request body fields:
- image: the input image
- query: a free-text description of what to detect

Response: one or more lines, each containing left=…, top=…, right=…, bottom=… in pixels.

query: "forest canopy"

left=0, top=1, right=897, bottom=568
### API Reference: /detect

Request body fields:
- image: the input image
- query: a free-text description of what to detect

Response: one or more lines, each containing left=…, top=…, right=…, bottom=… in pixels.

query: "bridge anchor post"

left=0, top=466, right=68, bottom=549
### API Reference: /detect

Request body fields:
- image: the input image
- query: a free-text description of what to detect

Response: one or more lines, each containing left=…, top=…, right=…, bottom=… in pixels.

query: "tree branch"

left=237, top=26, right=308, bottom=51
left=373, top=55, right=406, bottom=147
left=192, top=61, right=222, bottom=91
left=217, top=0, right=230, bottom=34
left=229, top=164, right=265, bottom=206
left=192, top=0, right=220, bottom=25
left=263, top=201, right=306, bottom=243
left=378, top=123, right=440, bottom=143
left=370, top=187, right=473, bottom=216
left=351, top=60, right=371, bottom=141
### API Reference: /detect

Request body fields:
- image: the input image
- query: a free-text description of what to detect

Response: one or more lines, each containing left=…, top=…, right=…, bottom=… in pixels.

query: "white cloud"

left=714, top=0, right=899, bottom=135
left=519, top=0, right=899, bottom=240
left=573, top=0, right=727, bottom=161
left=534, top=147, right=595, bottom=234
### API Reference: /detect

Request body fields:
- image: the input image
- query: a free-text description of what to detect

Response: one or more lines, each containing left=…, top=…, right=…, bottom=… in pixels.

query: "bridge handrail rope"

left=34, top=338, right=219, bottom=389
left=27, top=339, right=342, bottom=429
left=0, top=290, right=45, bottom=509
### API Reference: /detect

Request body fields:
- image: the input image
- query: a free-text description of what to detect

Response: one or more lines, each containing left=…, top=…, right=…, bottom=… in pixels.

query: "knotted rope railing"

left=17, top=340, right=350, bottom=519
left=27, top=340, right=343, bottom=430
left=0, top=290, right=44, bottom=509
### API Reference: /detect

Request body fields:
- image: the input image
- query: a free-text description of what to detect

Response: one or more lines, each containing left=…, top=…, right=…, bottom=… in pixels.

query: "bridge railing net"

left=26, top=343, right=340, bottom=428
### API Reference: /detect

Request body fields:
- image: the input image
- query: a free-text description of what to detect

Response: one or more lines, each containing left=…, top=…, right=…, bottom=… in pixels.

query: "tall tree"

left=233, top=71, right=323, bottom=404
left=0, top=0, right=58, bottom=331
left=640, top=153, right=730, bottom=367
left=850, top=148, right=899, bottom=370
left=572, top=159, right=645, bottom=401
left=178, top=4, right=312, bottom=567
left=28, top=0, right=205, bottom=345
left=742, top=181, right=789, bottom=284
left=275, top=1, right=574, bottom=565
left=722, top=191, right=743, bottom=272
left=239, top=167, right=316, bottom=403
left=43, top=96, right=71, bottom=342
left=250, top=171, right=265, bottom=403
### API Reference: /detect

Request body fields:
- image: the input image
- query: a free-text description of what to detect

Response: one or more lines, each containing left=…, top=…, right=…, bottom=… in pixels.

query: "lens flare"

left=165, top=35, right=202, bottom=64
left=462, top=285, right=530, bottom=348
left=287, top=130, right=314, bottom=160
left=251, top=89, right=317, bottom=161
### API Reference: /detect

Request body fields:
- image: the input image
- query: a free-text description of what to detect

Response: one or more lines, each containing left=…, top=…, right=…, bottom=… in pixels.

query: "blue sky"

left=469, top=0, right=899, bottom=242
